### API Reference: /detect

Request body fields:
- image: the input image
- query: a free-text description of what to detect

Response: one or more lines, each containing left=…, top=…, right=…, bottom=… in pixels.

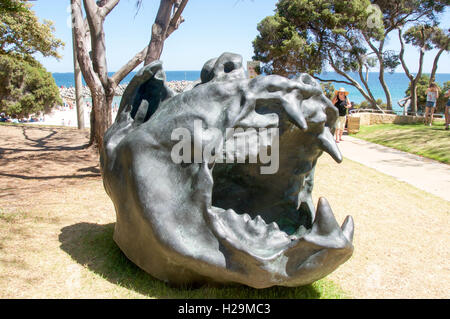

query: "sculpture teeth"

left=311, top=197, right=340, bottom=236
left=254, top=215, right=266, bottom=225
left=268, top=222, right=280, bottom=231
left=341, top=215, right=354, bottom=243
left=318, top=127, right=343, bottom=163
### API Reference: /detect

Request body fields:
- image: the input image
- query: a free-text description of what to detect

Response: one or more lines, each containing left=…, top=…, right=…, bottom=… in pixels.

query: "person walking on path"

left=424, top=83, right=440, bottom=126
left=332, top=87, right=351, bottom=143
left=444, top=89, right=450, bottom=130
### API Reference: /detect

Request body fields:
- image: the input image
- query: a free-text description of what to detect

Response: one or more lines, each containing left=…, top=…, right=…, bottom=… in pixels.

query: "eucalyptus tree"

left=361, top=0, right=447, bottom=109
left=71, top=0, right=188, bottom=148
left=428, top=27, right=450, bottom=85
left=253, top=0, right=385, bottom=110
left=253, top=0, right=447, bottom=111
left=398, top=25, right=450, bottom=113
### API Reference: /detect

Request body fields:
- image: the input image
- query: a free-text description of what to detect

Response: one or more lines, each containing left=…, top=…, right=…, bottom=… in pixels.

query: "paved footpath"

left=337, top=135, right=450, bottom=202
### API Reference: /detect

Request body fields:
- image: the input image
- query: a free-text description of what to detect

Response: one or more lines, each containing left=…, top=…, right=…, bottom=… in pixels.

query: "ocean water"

left=52, top=71, right=450, bottom=115
left=52, top=71, right=201, bottom=87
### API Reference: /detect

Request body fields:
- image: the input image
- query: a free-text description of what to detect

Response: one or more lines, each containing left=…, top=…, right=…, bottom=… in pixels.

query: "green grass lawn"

left=351, top=122, right=450, bottom=164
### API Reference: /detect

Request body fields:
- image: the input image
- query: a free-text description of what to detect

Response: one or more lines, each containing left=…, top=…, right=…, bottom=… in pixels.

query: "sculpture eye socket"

left=224, top=61, right=236, bottom=73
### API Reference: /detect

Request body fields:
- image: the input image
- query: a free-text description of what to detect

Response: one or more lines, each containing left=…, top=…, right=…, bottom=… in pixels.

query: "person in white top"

left=424, top=83, right=440, bottom=126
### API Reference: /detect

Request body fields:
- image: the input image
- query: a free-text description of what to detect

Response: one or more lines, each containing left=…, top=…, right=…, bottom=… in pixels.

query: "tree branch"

left=398, top=28, right=413, bottom=81
left=166, top=0, right=188, bottom=38
left=111, top=46, right=148, bottom=86
left=71, top=0, right=102, bottom=91
left=98, top=0, right=120, bottom=18
left=429, top=48, right=444, bottom=84
left=311, top=75, right=353, bottom=86
left=83, top=0, right=109, bottom=88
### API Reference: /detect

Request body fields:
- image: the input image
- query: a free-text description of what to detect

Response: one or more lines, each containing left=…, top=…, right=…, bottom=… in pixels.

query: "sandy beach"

left=26, top=80, right=195, bottom=128
left=27, top=104, right=118, bottom=128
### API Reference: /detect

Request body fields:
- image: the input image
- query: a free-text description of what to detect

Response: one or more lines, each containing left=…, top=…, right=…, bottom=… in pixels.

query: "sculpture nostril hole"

left=300, top=74, right=313, bottom=85
left=224, top=62, right=235, bottom=73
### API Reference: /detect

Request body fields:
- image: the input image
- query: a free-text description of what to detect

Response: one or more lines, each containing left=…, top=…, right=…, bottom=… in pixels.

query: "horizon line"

left=51, top=70, right=450, bottom=75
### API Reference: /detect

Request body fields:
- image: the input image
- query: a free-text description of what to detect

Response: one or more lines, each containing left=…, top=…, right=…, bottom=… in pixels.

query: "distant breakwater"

left=58, top=80, right=195, bottom=100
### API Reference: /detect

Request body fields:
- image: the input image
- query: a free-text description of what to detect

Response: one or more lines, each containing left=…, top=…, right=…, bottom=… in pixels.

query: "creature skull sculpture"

left=101, top=53, right=354, bottom=288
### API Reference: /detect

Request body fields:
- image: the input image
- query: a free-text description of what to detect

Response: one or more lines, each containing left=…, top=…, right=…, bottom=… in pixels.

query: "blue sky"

left=32, top=0, right=450, bottom=73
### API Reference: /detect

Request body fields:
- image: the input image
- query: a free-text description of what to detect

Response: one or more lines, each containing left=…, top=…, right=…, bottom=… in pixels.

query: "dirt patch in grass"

left=0, top=125, right=100, bottom=212
left=0, top=124, right=448, bottom=298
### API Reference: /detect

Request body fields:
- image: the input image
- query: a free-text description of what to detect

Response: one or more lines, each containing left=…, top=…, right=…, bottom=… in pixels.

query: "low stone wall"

left=350, top=112, right=444, bottom=126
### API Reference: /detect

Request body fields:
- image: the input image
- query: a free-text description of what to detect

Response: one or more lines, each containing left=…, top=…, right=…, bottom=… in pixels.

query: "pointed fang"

left=312, top=197, right=340, bottom=236
left=341, top=215, right=354, bottom=243
left=318, top=127, right=343, bottom=163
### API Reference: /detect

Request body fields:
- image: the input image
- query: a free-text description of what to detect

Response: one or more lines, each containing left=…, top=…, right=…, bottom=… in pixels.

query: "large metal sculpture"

left=101, top=52, right=354, bottom=288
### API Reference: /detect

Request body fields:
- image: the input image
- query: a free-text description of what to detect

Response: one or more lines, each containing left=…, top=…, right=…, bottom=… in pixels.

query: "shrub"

left=0, top=54, right=61, bottom=117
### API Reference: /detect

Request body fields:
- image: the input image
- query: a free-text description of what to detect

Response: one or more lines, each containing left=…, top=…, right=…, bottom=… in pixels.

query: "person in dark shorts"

left=332, top=88, right=351, bottom=142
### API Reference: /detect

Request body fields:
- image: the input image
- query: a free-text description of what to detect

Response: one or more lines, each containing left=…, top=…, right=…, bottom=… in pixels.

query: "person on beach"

left=424, top=83, right=440, bottom=126
left=332, top=87, right=351, bottom=142
left=445, top=89, right=450, bottom=130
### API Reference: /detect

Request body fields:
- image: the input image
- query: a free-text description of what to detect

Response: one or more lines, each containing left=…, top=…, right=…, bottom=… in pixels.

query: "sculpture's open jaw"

left=207, top=123, right=353, bottom=261
left=208, top=190, right=354, bottom=261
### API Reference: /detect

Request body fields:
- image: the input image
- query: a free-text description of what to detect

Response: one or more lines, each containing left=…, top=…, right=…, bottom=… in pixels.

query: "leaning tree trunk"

left=144, top=0, right=173, bottom=65
left=410, top=80, right=418, bottom=114
left=378, top=65, right=393, bottom=110
left=144, top=0, right=187, bottom=65
left=429, top=48, right=444, bottom=85
left=362, top=34, right=394, bottom=110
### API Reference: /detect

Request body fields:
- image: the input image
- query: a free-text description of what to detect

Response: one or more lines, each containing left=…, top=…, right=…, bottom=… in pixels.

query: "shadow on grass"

left=59, top=222, right=345, bottom=299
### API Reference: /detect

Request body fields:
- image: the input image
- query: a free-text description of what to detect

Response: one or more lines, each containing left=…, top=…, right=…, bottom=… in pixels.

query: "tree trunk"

left=410, top=80, right=418, bottom=114
left=429, top=48, right=444, bottom=85
left=362, top=35, right=393, bottom=110
left=144, top=0, right=173, bottom=65
left=144, top=0, right=188, bottom=65
left=88, top=86, right=113, bottom=148
left=71, top=4, right=85, bottom=129
left=326, top=55, right=381, bottom=111
left=357, top=65, right=378, bottom=109
left=72, top=34, right=85, bottom=129
left=378, top=65, right=393, bottom=110
left=71, top=0, right=188, bottom=150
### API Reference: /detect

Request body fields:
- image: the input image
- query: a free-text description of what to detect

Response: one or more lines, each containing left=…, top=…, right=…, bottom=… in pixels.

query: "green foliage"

left=0, top=0, right=27, bottom=14
left=359, top=101, right=369, bottom=108
left=253, top=0, right=384, bottom=77
left=321, top=82, right=335, bottom=100
left=375, top=98, right=387, bottom=109
left=0, top=54, right=62, bottom=117
left=0, top=1, right=64, bottom=59
left=403, top=24, right=446, bottom=51
left=431, top=28, right=450, bottom=51
left=372, top=0, right=447, bottom=30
